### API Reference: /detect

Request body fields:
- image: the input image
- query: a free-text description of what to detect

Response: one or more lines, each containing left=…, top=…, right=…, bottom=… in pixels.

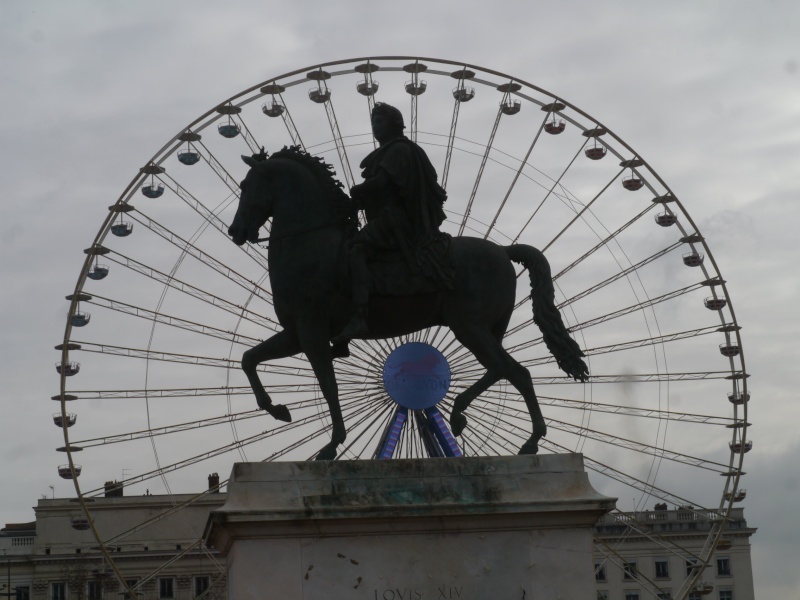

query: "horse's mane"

left=268, top=146, right=359, bottom=238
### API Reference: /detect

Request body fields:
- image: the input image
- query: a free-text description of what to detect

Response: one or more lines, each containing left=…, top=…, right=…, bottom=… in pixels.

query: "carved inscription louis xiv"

left=373, top=586, right=465, bottom=600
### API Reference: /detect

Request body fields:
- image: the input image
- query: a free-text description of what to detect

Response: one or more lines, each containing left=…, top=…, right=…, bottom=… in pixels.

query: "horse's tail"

left=503, top=244, right=589, bottom=382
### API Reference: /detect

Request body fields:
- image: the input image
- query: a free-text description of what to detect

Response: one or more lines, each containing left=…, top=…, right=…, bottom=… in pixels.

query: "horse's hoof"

left=315, top=446, right=337, bottom=461
left=450, top=412, right=467, bottom=436
left=518, top=440, right=539, bottom=455
left=268, top=404, right=292, bottom=423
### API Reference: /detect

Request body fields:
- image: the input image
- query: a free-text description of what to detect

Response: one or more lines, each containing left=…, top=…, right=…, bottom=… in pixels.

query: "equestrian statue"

left=227, top=102, right=588, bottom=460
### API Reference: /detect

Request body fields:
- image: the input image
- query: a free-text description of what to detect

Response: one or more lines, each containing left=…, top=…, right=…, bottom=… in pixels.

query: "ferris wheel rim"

left=56, top=56, right=749, bottom=600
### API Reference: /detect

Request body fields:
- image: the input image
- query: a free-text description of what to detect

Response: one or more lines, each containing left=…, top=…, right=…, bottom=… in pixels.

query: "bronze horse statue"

left=228, top=147, right=588, bottom=460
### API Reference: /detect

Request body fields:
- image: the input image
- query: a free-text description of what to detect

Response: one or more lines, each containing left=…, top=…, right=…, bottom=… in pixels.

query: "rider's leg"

left=332, top=241, right=370, bottom=344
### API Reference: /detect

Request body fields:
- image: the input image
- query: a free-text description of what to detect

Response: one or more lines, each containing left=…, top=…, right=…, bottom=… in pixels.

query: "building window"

left=717, top=556, right=731, bottom=576
left=597, top=592, right=608, bottom=600
left=657, top=592, right=672, bottom=599
left=624, top=591, right=640, bottom=600
left=159, top=578, right=175, bottom=599
left=122, top=579, right=139, bottom=596
left=718, top=589, right=733, bottom=600
left=654, top=559, right=670, bottom=579
left=87, top=581, right=103, bottom=600
left=15, top=586, right=31, bottom=600
left=685, top=558, right=700, bottom=576
left=194, top=576, right=211, bottom=598
left=595, top=561, right=606, bottom=581
left=51, top=583, right=67, bottom=600
left=623, top=561, right=637, bottom=580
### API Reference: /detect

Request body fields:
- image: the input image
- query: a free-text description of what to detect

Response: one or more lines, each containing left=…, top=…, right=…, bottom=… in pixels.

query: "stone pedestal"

left=204, top=454, right=615, bottom=600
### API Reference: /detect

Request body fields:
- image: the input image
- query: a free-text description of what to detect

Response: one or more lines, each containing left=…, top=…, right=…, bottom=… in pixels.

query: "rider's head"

left=371, top=103, right=405, bottom=141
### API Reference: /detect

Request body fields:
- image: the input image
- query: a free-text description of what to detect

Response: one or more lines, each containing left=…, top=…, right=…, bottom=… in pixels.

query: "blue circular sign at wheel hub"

left=382, top=343, right=451, bottom=410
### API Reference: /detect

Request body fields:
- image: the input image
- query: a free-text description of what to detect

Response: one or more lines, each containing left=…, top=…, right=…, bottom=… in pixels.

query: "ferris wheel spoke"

left=266, top=88, right=305, bottom=149
left=598, top=512, right=724, bottom=587
left=71, top=408, right=264, bottom=447
left=102, top=487, right=229, bottom=546
left=82, top=428, right=277, bottom=498
left=441, top=68, right=474, bottom=189
left=504, top=281, right=708, bottom=349
left=509, top=137, right=590, bottom=244
left=265, top=392, right=387, bottom=462
left=70, top=340, right=318, bottom=377
left=83, top=293, right=262, bottom=347
left=529, top=393, right=737, bottom=426
left=58, top=382, right=320, bottom=401
left=566, top=282, right=708, bottom=333
left=462, top=402, right=535, bottom=454
left=597, top=514, right=715, bottom=564
left=191, top=140, right=243, bottom=197
left=560, top=241, right=684, bottom=308
left=231, top=112, right=262, bottom=154
left=593, top=541, right=679, bottom=600
left=518, top=323, right=733, bottom=369
left=85, top=406, right=338, bottom=498
left=460, top=420, right=506, bottom=457
left=104, top=251, right=280, bottom=330
left=471, top=388, right=739, bottom=428
left=312, top=76, right=355, bottom=189
left=541, top=166, right=627, bottom=254
left=125, top=211, right=272, bottom=302
left=437, top=337, right=477, bottom=375
left=70, top=391, right=332, bottom=447
left=457, top=105, right=504, bottom=236
left=126, top=539, right=211, bottom=595
left=356, top=63, right=378, bottom=145
left=154, top=171, right=270, bottom=271
left=553, top=204, right=657, bottom=281
left=484, top=106, right=551, bottom=241
left=337, top=399, right=395, bottom=459
left=557, top=371, right=738, bottom=384
left=546, top=417, right=731, bottom=473
left=544, top=437, right=732, bottom=511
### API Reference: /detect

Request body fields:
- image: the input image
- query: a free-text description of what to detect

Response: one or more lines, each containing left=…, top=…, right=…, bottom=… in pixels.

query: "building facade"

left=1, top=489, right=227, bottom=600
left=2, top=491, right=755, bottom=600
left=593, top=506, right=756, bottom=600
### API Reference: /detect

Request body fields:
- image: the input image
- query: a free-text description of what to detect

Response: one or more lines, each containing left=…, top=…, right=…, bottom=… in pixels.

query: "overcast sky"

left=1, top=1, right=799, bottom=597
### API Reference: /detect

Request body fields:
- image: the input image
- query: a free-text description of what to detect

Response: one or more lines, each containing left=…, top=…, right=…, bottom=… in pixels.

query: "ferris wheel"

left=54, top=57, right=750, bottom=600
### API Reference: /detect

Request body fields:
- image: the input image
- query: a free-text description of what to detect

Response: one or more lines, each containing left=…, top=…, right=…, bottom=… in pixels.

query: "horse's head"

left=228, top=155, right=276, bottom=246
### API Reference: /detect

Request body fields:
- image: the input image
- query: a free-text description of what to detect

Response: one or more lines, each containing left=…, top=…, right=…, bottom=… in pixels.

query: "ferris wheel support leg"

left=241, top=330, right=301, bottom=423
left=450, top=370, right=502, bottom=436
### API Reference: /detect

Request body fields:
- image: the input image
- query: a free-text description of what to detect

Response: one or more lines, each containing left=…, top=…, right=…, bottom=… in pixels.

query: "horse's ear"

left=242, top=155, right=260, bottom=168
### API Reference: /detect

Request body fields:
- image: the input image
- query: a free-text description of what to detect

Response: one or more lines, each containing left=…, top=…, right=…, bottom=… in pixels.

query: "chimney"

left=208, top=473, right=220, bottom=493
left=104, top=480, right=123, bottom=497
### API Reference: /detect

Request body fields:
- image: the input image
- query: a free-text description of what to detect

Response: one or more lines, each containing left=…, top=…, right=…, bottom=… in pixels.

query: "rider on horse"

left=333, top=103, right=454, bottom=344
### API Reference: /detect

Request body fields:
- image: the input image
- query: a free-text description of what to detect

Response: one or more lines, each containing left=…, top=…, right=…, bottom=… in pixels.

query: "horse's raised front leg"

left=450, top=370, right=501, bottom=436
left=299, top=329, right=346, bottom=461
left=242, top=330, right=301, bottom=423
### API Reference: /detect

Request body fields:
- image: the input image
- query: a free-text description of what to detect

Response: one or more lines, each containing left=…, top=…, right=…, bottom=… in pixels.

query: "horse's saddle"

left=367, top=236, right=455, bottom=296
left=367, top=251, right=439, bottom=296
